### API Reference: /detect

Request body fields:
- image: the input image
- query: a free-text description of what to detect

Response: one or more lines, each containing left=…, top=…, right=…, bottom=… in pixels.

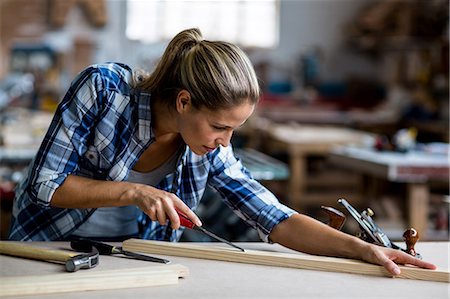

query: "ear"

left=176, top=89, right=191, bottom=113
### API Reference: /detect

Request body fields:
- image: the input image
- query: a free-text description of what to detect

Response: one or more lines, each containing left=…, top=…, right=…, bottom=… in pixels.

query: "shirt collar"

left=133, top=88, right=154, bottom=141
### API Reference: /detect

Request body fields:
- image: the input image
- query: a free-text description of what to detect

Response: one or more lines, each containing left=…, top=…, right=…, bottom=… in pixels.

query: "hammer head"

left=65, top=247, right=99, bottom=272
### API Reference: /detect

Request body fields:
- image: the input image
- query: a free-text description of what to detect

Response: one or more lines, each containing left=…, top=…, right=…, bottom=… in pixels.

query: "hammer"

left=0, top=241, right=99, bottom=272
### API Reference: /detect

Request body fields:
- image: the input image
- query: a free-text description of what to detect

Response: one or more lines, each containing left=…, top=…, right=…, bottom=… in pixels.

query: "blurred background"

left=0, top=0, right=448, bottom=244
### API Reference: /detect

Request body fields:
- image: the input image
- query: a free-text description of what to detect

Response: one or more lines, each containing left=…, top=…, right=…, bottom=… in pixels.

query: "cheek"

left=182, top=118, right=213, bottom=142
left=194, top=126, right=216, bottom=142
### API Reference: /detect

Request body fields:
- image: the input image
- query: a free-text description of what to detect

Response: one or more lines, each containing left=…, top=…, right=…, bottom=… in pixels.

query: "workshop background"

left=0, top=0, right=448, bottom=243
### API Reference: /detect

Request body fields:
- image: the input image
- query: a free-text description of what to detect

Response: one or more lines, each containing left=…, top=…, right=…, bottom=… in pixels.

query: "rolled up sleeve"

left=208, top=145, right=297, bottom=243
left=27, top=68, right=102, bottom=206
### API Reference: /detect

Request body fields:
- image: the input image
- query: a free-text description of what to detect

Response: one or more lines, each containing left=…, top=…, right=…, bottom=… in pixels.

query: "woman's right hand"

left=126, top=184, right=202, bottom=229
left=51, top=176, right=201, bottom=230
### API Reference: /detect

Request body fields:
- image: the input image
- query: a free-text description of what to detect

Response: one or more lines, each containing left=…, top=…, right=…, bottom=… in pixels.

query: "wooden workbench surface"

left=0, top=242, right=449, bottom=298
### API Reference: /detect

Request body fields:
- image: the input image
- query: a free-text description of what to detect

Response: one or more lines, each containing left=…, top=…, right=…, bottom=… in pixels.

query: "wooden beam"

left=0, top=264, right=188, bottom=297
left=123, top=239, right=450, bottom=283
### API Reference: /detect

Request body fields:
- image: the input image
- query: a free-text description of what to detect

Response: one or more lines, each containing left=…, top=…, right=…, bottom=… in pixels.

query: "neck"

left=152, top=100, right=178, bottom=138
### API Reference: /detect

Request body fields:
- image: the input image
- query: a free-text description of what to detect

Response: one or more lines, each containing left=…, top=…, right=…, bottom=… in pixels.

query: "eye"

left=212, top=125, right=227, bottom=131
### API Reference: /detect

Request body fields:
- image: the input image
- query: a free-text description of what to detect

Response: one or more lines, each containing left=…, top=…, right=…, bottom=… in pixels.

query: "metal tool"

left=177, top=211, right=245, bottom=252
left=0, top=241, right=99, bottom=272
left=70, top=239, right=171, bottom=264
left=323, top=198, right=422, bottom=259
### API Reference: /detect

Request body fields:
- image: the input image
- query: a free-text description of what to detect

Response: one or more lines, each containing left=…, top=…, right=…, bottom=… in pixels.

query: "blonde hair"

left=135, top=28, right=260, bottom=110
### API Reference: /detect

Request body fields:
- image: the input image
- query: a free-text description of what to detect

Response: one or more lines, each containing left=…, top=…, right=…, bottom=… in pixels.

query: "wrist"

left=118, top=182, right=139, bottom=205
left=342, top=236, right=371, bottom=260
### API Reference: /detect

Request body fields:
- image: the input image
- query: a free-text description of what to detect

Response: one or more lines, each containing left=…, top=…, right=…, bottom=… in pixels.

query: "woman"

left=9, top=28, right=435, bottom=276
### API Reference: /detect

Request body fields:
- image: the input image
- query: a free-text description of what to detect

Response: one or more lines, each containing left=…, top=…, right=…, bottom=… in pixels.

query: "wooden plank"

left=123, top=239, right=450, bottom=283
left=0, top=264, right=188, bottom=297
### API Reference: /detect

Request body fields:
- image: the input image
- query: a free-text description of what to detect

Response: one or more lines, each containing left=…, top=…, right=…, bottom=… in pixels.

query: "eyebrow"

left=213, top=122, right=245, bottom=130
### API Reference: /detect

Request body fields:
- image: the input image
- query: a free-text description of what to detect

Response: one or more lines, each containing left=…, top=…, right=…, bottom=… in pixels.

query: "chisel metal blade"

left=195, top=226, right=245, bottom=252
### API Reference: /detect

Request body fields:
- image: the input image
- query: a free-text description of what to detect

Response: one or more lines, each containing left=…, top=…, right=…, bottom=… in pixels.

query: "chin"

left=187, top=145, right=206, bottom=156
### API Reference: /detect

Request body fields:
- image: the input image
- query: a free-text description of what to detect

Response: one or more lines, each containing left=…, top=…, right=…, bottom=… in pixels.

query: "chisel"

left=177, top=211, right=245, bottom=252
left=70, top=239, right=170, bottom=264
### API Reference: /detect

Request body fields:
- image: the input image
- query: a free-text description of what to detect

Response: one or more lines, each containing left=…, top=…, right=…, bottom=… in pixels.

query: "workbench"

left=0, top=241, right=448, bottom=298
left=262, top=123, right=373, bottom=211
left=329, top=146, right=450, bottom=240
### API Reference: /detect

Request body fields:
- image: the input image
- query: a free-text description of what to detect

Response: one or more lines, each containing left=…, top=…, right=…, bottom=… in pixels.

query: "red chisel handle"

left=177, top=211, right=196, bottom=229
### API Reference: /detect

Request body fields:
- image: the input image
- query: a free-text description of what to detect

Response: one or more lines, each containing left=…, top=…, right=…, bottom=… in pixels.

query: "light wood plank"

left=0, top=264, right=188, bottom=297
left=123, top=239, right=450, bottom=283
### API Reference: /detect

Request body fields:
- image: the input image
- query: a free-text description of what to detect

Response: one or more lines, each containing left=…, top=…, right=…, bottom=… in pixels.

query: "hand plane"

left=321, top=198, right=422, bottom=259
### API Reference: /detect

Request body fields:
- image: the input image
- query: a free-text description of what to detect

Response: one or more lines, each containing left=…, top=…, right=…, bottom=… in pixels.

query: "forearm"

left=51, top=175, right=136, bottom=208
left=269, top=213, right=369, bottom=260
left=50, top=174, right=201, bottom=228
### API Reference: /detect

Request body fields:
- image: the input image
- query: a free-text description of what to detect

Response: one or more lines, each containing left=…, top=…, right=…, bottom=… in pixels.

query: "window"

left=126, top=0, right=279, bottom=48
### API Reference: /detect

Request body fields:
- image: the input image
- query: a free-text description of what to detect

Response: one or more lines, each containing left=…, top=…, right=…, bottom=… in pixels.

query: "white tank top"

left=71, top=148, right=181, bottom=238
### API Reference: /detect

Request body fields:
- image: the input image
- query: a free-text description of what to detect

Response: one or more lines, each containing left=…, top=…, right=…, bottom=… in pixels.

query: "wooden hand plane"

left=321, top=198, right=422, bottom=259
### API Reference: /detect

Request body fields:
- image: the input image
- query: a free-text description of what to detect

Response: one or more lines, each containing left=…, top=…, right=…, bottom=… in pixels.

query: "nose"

left=216, top=130, right=233, bottom=147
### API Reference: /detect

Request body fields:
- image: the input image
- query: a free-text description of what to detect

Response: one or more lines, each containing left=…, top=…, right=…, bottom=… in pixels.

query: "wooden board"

left=0, top=264, right=188, bottom=297
left=123, top=239, right=450, bottom=283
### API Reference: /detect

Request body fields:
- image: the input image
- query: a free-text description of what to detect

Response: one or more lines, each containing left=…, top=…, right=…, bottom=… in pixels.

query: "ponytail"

left=135, top=28, right=260, bottom=110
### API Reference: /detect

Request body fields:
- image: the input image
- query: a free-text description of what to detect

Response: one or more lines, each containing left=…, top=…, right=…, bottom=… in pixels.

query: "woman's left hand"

left=360, top=243, right=437, bottom=276
left=269, top=214, right=437, bottom=276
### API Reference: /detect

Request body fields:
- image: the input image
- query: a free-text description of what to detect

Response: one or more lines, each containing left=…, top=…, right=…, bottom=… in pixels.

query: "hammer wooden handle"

left=0, top=241, right=77, bottom=262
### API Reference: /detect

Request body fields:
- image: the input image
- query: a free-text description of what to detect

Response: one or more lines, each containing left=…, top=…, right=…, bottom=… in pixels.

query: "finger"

left=161, top=194, right=185, bottom=229
left=156, top=205, right=167, bottom=225
left=414, top=259, right=437, bottom=270
left=160, top=196, right=181, bottom=229
left=147, top=206, right=157, bottom=222
left=166, top=206, right=180, bottom=229
left=173, top=198, right=202, bottom=227
left=394, top=252, right=437, bottom=270
left=372, top=247, right=401, bottom=276
left=383, top=258, right=401, bottom=276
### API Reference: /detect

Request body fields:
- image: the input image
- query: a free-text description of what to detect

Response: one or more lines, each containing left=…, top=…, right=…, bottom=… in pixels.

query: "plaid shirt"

left=9, top=62, right=296, bottom=241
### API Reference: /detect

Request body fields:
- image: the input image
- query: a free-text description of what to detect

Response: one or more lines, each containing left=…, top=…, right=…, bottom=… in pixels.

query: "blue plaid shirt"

left=9, top=62, right=296, bottom=241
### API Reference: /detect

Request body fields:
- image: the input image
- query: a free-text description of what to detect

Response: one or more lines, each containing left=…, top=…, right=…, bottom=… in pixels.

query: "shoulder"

left=59, top=63, right=136, bottom=113
left=72, top=62, right=134, bottom=95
